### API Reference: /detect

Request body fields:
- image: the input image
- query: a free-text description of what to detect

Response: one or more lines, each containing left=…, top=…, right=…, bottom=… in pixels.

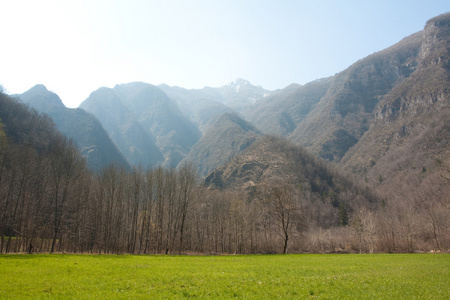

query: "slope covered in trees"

left=181, top=112, right=262, bottom=177
left=205, top=136, right=376, bottom=227
left=1, top=89, right=448, bottom=254
left=0, top=91, right=90, bottom=253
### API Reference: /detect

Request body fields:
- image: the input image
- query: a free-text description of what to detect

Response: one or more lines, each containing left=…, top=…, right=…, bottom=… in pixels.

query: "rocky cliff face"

left=237, top=13, right=449, bottom=204
left=376, top=13, right=449, bottom=123
left=420, top=13, right=450, bottom=67
left=244, top=21, right=429, bottom=164
left=289, top=30, right=423, bottom=162
left=339, top=13, right=450, bottom=201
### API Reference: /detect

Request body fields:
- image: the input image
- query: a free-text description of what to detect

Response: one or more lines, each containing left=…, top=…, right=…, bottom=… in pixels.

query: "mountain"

left=5, top=13, right=447, bottom=209
left=247, top=30, right=425, bottom=162
left=159, top=84, right=235, bottom=132
left=159, top=79, right=269, bottom=132
left=202, top=78, right=270, bottom=111
left=244, top=80, right=331, bottom=136
left=80, top=82, right=200, bottom=167
left=205, top=135, right=376, bottom=227
left=79, top=86, right=163, bottom=168
left=181, top=112, right=262, bottom=176
left=242, top=13, right=450, bottom=203
left=16, top=85, right=129, bottom=170
left=289, top=31, right=424, bottom=161
left=338, top=13, right=450, bottom=201
left=1, top=89, right=60, bottom=153
left=205, top=135, right=339, bottom=192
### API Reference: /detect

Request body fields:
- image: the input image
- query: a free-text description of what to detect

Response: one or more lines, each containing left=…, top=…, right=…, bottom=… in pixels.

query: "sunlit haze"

left=1, top=0, right=449, bottom=107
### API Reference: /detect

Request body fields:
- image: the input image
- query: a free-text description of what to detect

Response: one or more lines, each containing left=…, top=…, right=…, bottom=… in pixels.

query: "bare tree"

left=140, top=169, right=154, bottom=254
left=259, top=182, right=305, bottom=254
left=176, top=162, right=197, bottom=254
left=48, top=137, right=83, bottom=253
left=127, top=167, right=143, bottom=254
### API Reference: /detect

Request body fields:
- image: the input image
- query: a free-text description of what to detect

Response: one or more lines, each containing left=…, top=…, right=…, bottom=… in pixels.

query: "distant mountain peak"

left=28, top=84, right=49, bottom=93
left=206, top=78, right=270, bottom=110
left=226, top=78, right=251, bottom=89
left=19, top=84, right=65, bottom=110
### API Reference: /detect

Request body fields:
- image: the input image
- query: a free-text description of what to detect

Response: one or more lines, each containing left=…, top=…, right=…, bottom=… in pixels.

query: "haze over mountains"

left=2, top=12, right=449, bottom=255
left=80, top=82, right=201, bottom=168
left=15, top=84, right=128, bottom=170
left=11, top=13, right=450, bottom=204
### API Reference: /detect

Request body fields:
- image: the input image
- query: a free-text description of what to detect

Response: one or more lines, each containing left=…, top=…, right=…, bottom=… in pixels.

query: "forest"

left=0, top=91, right=448, bottom=255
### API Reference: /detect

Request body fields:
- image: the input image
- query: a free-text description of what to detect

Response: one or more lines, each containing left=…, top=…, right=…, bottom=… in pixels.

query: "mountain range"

left=11, top=13, right=450, bottom=204
left=14, top=84, right=128, bottom=170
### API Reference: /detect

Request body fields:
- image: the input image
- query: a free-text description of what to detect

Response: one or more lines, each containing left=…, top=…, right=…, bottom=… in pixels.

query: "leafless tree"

left=258, top=182, right=305, bottom=254
left=176, top=162, right=197, bottom=254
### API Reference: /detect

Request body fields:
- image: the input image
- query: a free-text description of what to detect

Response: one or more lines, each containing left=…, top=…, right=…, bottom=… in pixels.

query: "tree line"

left=0, top=91, right=448, bottom=254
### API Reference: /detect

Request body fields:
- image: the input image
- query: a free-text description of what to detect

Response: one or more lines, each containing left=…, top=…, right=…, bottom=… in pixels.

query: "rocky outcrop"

left=420, top=13, right=450, bottom=67
left=182, top=112, right=261, bottom=177
left=338, top=13, right=450, bottom=202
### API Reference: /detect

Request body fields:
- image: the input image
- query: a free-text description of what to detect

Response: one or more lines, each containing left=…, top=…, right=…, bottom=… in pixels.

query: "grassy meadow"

left=0, top=253, right=448, bottom=299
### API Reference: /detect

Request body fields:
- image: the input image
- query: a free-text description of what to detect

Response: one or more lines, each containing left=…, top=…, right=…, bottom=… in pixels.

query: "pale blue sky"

left=1, top=0, right=449, bottom=107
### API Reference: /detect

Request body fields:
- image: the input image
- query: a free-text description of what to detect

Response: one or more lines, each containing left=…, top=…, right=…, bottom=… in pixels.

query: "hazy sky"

left=1, top=0, right=449, bottom=107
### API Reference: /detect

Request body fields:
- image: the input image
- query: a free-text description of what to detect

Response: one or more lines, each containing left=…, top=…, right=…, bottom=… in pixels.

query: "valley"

left=1, top=13, right=449, bottom=254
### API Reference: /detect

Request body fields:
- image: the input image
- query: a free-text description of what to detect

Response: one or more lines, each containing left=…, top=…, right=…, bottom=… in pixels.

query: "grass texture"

left=0, top=253, right=448, bottom=299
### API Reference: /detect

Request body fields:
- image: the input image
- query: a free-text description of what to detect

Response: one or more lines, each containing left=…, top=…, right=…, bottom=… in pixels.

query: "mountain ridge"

left=80, top=82, right=200, bottom=168
left=80, top=85, right=165, bottom=168
left=181, top=112, right=262, bottom=177
left=15, top=84, right=129, bottom=170
left=337, top=13, right=450, bottom=201
left=3, top=13, right=447, bottom=207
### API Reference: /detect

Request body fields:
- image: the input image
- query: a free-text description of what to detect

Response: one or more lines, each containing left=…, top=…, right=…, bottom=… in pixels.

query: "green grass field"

left=0, top=254, right=448, bottom=299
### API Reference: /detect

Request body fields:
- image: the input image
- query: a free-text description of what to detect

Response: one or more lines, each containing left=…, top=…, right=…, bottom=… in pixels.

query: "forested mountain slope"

left=181, top=112, right=262, bottom=176
left=80, top=86, right=164, bottom=168
left=0, top=91, right=90, bottom=253
left=0, top=90, right=63, bottom=152
left=205, top=135, right=377, bottom=229
left=1, top=12, right=449, bottom=254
